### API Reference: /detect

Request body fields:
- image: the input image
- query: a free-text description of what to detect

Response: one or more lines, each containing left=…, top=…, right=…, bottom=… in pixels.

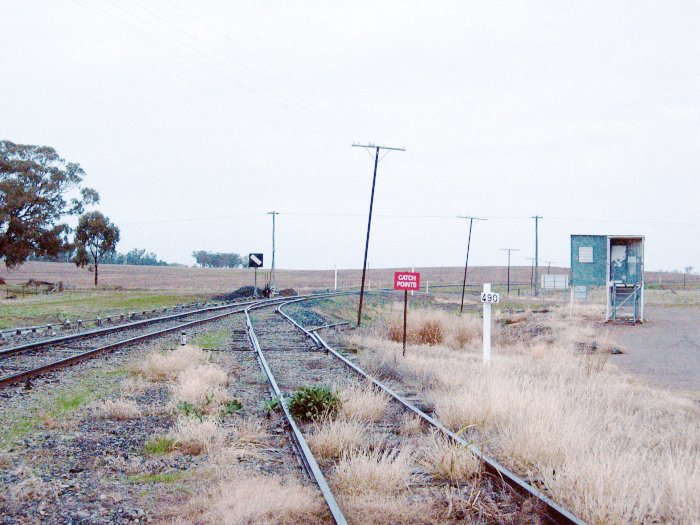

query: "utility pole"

left=267, top=211, right=279, bottom=290
left=500, top=248, right=519, bottom=296
left=525, top=257, right=535, bottom=292
left=352, top=143, right=405, bottom=327
left=544, top=260, right=556, bottom=274
left=533, top=216, right=542, bottom=296
left=457, top=216, right=486, bottom=313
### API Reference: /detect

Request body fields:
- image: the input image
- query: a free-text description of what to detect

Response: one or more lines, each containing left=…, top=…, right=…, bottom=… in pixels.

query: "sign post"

left=248, top=253, right=264, bottom=298
left=394, top=271, right=420, bottom=356
left=480, top=283, right=500, bottom=363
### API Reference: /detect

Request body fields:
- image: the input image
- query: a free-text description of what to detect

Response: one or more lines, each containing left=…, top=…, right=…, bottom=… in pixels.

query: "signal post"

left=394, top=271, right=420, bottom=356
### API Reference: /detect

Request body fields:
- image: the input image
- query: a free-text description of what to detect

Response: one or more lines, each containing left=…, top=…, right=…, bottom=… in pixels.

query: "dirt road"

left=609, top=306, right=700, bottom=398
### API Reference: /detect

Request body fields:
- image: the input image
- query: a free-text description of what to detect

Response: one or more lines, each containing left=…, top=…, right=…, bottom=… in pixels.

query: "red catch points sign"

left=394, top=271, right=420, bottom=291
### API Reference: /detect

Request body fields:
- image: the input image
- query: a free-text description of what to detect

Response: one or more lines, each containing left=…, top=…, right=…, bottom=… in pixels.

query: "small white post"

left=334, top=265, right=338, bottom=291
left=483, top=283, right=492, bottom=364
left=426, top=280, right=430, bottom=295
left=569, top=286, right=574, bottom=317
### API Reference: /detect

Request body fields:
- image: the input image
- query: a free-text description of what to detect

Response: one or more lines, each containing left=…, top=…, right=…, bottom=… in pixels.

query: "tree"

left=73, top=211, right=120, bottom=286
left=0, top=140, right=99, bottom=267
left=191, top=250, right=245, bottom=268
left=684, top=266, right=695, bottom=288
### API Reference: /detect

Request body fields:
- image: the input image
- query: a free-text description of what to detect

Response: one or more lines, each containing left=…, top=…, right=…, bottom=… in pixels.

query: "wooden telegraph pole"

left=352, top=143, right=405, bottom=327
left=533, top=215, right=542, bottom=296
left=457, top=216, right=486, bottom=313
left=500, top=248, right=519, bottom=296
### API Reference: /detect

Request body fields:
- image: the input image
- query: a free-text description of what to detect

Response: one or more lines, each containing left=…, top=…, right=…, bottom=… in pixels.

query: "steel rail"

left=243, top=300, right=349, bottom=525
left=0, top=300, right=210, bottom=338
left=0, top=292, right=354, bottom=388
left=0, top=299, right=258, bottom=358
left=0, top=301, right=272, bottom=388
left=276, top=297, right=587, bottom=525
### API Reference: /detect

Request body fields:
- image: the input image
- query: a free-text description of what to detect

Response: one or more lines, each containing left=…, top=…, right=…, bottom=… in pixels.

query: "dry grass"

left=332, top=448, right=417, bottom=495
left=418, top=431, right=480, bottom=483
left=338, top=382, right=389, bottom=422
left=231, top=417, right=270, bottom=447
left=171, top=363, right=231, bottom=414
left=0, top=259, right=558, bottom=293
left=340, top=493, right=436, bottom=525
left=176, top=471, right=327, bottom=525
left=9, top=465, right=57, bottom=502
left=169, top=416, right=225, bottom=456
left=399, top=414, right=424, bottom=436
left=134, top=345, right=208, bottom=381
left=351, top=307, right=700, bottom=523
left=307, top=417, right=368, bottom=459
left=387, top=308, right=481, bottom=349
left=120, top=377, right=149, bottom=397
left=94, top=398, right=142, bottom=420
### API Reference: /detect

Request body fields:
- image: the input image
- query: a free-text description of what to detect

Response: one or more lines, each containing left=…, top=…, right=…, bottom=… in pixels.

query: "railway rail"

left=243, top=295, right=586, bottom=525
left=0, top=296, right=304, bottom=388
left=0, top=300, right=213, bottom=341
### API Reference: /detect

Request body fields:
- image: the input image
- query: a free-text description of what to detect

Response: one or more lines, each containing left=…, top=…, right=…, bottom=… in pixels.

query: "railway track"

left=1, top=290, right=587, bottom=523
left=0, top=300, right=213, bottom=344
left=0, top=296, right=300, bottom=388
left=244, top=296, right=587, bottom=525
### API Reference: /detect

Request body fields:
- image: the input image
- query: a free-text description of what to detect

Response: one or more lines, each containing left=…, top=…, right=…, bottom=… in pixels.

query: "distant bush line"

left=28, top=248, right=181, bottom=267
left=192, top=251, right=247, bottom=269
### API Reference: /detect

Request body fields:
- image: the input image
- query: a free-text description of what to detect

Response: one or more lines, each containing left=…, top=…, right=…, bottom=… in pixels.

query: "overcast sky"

left=3, top=1, right=699, bottom=271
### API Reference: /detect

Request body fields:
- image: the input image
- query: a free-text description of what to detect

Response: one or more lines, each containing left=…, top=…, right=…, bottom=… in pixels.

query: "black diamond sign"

left=248, top=253, right=263, bottom=268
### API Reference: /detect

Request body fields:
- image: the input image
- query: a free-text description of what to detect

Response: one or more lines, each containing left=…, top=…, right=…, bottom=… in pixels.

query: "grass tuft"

left=308, top=417, right=368, bottom=459
left=338, top=382, right=389, bottom=422
left=94, top=398, right=142, bottom=420
left=144, top=437, right=176, bottom=456
left=332, top=448, right=417, bottom=495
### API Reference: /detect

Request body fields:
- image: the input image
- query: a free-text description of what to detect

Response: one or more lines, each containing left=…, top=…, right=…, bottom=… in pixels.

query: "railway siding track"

left=0, top=300, right=213, bottom=343
left=0, top=298, right=289, bottom=388
left=273, top=296, right=587, bottom=525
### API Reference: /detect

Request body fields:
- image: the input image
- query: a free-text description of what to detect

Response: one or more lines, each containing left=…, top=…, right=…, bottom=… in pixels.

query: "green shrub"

left=263, top=395, right=281, bottom=415
left=221, top=399, right=243, bottom=416
left=177, top=401, right=202, bottom=420
left=288, top=385, right=340, bottom=422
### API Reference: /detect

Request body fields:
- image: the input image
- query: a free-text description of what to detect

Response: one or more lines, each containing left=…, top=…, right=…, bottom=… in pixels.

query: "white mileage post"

left=480, top=284, right=500, bottom=363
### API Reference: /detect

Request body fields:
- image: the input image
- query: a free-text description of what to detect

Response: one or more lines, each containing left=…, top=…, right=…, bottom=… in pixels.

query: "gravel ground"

left=607, top=305, right=700, bottom=399
left=0, top=310, right=319, bottom=524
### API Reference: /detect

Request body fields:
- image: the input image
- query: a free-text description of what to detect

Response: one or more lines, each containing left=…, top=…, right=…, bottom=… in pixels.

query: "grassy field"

left=330, top=296, right=700, bottom=523
left=1, top=261, right=697, bottom=329
left=0, top=261, right=559, bottom=292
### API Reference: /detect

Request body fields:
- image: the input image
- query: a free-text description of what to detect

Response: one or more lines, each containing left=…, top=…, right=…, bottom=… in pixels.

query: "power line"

left=167, top=0, right=368, bottom=131
left=118, top=210, right=700, bottom=227
left=73, top=0, right=356, bottom=139
left=120, top=212, right=266, bottom=226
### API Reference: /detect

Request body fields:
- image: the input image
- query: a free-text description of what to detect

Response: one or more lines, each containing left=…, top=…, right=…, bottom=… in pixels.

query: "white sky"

left=2, top=1, right=699, bottom=271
